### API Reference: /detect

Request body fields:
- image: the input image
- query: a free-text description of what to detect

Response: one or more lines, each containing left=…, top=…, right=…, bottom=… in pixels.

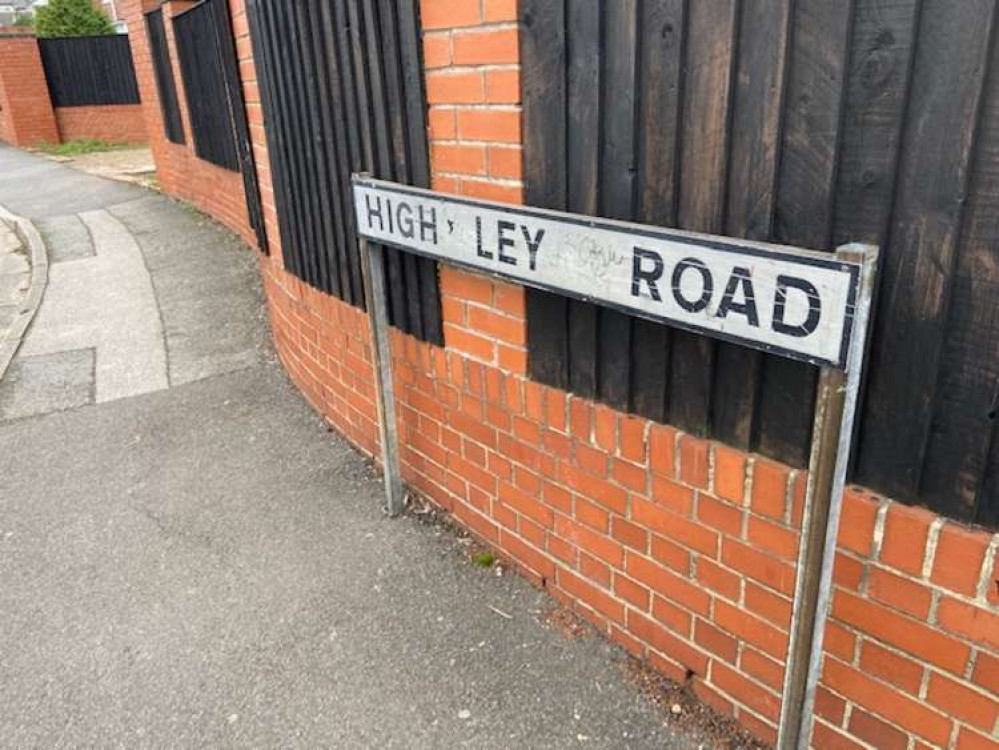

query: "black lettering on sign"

left=497, top=220, right=517, bottom=265
left=521, top=226, right=545, bottom=271
left=773, top=275, right=821, bottom=337
left=418, top=205, right=437, bottom=244
left=672, top=258, right=713, bottom=313
left=398, top=201, right=415, bottom=239
left=366, top=194, right=384, bottom=232
left=631, top=247, right=664, bottom=301
left=475, top=217, right=491, bottom=259
left=717, top=267, right=759, bottom=327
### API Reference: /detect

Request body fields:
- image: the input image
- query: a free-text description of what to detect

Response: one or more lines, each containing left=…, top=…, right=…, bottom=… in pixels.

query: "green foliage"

left=12, top=15, right=34, bottom=28
left=34, top=0, right=114, bottom=38
left=472, top=552, right=495, bottom=568
left=35, top=139, right=133, bottom=157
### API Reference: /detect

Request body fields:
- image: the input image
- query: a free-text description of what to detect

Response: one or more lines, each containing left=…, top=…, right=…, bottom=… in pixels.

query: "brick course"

left=118, top=0, right=999, bottom=746
left=54, top=104, right=146, bottom=144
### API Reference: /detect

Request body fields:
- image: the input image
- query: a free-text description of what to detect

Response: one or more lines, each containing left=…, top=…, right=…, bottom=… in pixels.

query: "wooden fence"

left=144, top=10, right=184, bottom=145
left=521, top=0, right=999, bottom=527
left=172, top=3, right=239, bottom=171
left=246, top=0, right=442, bottom=345
left=39, top=34, right=139, bottom=107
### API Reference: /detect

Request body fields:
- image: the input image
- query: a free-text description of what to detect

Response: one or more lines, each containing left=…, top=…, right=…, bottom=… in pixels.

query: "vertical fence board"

left=629, top=0, right=685, bottom=423
left=754, top=0, right=853, bottom=467
left=856, top=0, right=996, bottom=503
left=145, top=12, right=185, bottom=144
left=596, top=0, right=639, bottom=412
left=670, top=0, right=738, bottom=435
left=523, top=0, right=570, bottom=388
left=564, top=0, right=602, bottom=400
left=713, top=0, right=793, bottom=452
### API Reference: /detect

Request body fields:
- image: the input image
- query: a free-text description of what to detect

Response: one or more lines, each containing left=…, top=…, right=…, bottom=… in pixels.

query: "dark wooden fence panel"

left=39, top=35, right=140, bottom=107
left=173, top=3, right=240, bottom=171
left=144, top=10, right=184, bottom=145
left=246, top=0, right=442, bottom=344
left=521, top=0, right=999, bottom=526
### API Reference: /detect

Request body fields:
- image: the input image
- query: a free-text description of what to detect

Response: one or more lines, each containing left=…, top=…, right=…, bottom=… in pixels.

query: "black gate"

left=247, top=0, right=442, bottom=344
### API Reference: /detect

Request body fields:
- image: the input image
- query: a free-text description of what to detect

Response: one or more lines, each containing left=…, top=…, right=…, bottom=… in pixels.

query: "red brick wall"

left=124, top=0, right=999, bottom=746
left=54, top=104, right=146, bottom=144
left=119, top=0, right=254, bottom=247
left=0, top=33, right=59, bottom=148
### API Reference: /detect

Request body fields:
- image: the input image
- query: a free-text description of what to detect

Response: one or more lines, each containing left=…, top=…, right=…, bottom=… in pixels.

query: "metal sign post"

left=777, top=245, right=878, bottom=749
left=351, top=175, right=878, bottom=745
left=359, top=234, right=405, bottom=516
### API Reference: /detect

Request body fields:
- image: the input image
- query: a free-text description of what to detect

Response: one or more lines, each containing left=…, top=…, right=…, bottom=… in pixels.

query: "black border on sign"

left=352, top=177, right=861, bottom=370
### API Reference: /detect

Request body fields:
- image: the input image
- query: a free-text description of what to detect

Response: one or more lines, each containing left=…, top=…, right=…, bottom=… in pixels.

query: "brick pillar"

left=0, top=33, right=59, bottom=147
left=422, top=0, right=528, bottom=374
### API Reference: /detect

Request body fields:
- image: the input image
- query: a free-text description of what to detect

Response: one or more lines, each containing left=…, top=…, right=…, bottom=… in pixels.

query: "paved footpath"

left=0, top=146, right=715, bottom=748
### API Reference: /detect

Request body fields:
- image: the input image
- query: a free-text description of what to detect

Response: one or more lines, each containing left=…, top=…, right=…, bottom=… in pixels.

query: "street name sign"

left=352, top=176, right=863, bottom=369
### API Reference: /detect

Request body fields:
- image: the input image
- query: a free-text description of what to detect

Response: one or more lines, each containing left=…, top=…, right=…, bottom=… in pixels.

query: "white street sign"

left=353, top=177, right=863, bottom=370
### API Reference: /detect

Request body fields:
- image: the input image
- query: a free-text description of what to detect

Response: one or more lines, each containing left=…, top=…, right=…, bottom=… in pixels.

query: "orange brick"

left=493, top=281, right=525, bottom=316
left=973, top=651, right=999, bottom=694
left=751, top=459, right=790, bottom=520
left=679, top=435, right=709, bottom=488
left=457, top=107, right=521, bottom=143
left=441, top=266, right=492, bottom=305
left=428, top=107, right=456, bottom=139
left=467, top=306, right=525, bottom=345
left=433, top=142, right=487, bottom=174
left=957, top=727, right=999, bottom=750
left=879, top=502, right=934, bottom=576
left=721, top=538, right=795, bottom=596
left=931, top=522, right=991, bottom=596
left=614, top=573, right=650, bottom=610
left=443, top=323, right=494, bottom=361
left=452, top=27, right=519, bottom=64
left=936, top=596, right=999, bottom=652
left=461, top=178, right=523, bottom=204
left=696, top=557, right=741, bottom=600
left=651, top=475, right=694, bottom=514
left=558, top=568, right=624, bottom=624
left=837, top=486, right=880, bottom=557
left=713, top=445, right=746, bottom=503
left=423, top=33, right=451, bottom=68
left=859, top=640, right=924, bottom=695
left=633, top=497, right=718, bottom=557
left=649, top=424, right=676, bottom=476
left=625, top=552, right=710, bottom=616
left=832, top=590, right=970, bottom=674
left=421, top=0, right=481, bottom=29
left=714, top=598, right=788, bottom=659
left=697, top=494, right=743, bottom=536
left=866, top=565, right=932, bottom=619
left=426, top=70, right=485, bottom=104
left=848, top=708, right=909, bottom=750
left=611, top=516, right=647, bottom=552
left=483, top=0, right=517, bottom=21
left=694, top=619, right=738, bottom=663
left=822, top=658, right=951, bottom=746
left=485, top=68, right=520, bottom=103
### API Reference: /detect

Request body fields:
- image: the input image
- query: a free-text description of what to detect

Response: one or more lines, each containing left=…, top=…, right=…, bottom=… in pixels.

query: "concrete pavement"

left=0, top=145, right=716, bottom=748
